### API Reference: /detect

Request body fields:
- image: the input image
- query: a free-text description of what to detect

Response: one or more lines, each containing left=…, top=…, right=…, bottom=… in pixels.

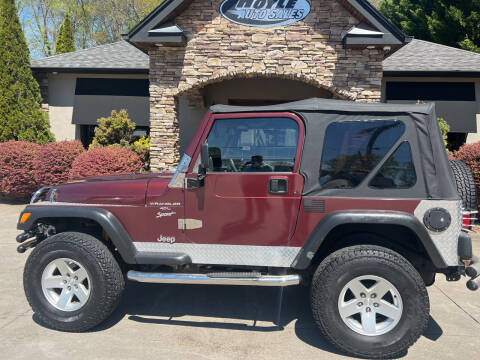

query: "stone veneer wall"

left=148, top=0, right=385, bottom=171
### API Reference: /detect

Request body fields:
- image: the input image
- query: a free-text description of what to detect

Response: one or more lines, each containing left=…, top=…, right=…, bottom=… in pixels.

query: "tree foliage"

left=379, top=0, right=480, bottom=53
left=0, top=0, right=54, bottom=144
left=55, top=14, right=75, bottom=54
left=18, top=0, right=160, bottom=58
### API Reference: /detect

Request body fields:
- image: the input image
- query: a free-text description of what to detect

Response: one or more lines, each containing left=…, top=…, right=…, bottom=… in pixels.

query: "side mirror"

left=186, top=177, right=204, bottom=190
left=198, top=143, right=209, bottom=178
left=200, top=143, right=209, bottom=170
left=187, top=143, right=209, bottom=190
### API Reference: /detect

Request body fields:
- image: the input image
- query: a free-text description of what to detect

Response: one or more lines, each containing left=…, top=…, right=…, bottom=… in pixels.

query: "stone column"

left=149, top=46, right=185, bottom=172
left=149, top=86, right=180, bottom=172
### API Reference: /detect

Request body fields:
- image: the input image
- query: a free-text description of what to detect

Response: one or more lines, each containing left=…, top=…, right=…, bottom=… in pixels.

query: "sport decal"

left=156, top=211, right=176, bottom=219
left=220, top=0, right=310, bottom=28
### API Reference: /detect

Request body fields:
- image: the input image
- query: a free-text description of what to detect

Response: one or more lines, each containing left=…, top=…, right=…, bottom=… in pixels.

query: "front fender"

left=291, top=210, right=447, bottom=270
left=17, top=205, right=137, bottom=264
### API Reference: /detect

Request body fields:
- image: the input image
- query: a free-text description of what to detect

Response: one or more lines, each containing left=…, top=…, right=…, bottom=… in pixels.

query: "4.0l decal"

left=220, top=0, right=310, bottom=28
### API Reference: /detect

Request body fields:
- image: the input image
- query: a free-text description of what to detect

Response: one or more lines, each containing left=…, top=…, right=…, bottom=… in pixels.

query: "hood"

left=50, top=173, right=173, bottom=206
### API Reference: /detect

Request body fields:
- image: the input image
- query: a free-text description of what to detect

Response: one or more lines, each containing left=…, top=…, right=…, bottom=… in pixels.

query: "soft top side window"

left=319, top=120, right=405, bottom=189
left=206, top=117, right=299, bottom=173
left=369, top=142, right=417, bottom=189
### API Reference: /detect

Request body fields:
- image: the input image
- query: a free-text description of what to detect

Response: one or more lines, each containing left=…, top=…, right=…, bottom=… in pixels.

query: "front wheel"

left=311, top=245, right=429, bottom=359
left=23, top=232, right=125, bottom=332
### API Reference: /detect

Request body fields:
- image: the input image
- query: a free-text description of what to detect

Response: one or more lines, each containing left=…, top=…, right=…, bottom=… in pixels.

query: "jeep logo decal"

left=220, top=0, right=311, bottom=28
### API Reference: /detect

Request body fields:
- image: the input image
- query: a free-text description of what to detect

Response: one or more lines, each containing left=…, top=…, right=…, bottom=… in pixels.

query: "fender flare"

left=291, top=210, right=448, bottom=270
left=18, top=206, right=138, bottom=264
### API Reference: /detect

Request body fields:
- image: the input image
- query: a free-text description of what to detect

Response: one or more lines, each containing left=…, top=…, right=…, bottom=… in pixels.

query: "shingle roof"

left=30, top=38, right=480, bottom=76
left=30, top=40, right=149, bottom=72
left=384, top=39, right=480, bottom=74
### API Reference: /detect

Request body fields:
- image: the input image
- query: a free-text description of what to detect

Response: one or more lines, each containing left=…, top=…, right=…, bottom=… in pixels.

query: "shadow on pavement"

left=0, top=197, right=28, bottom=205
left=33, top=280, right=443, bottom=357
left=105, top=281, right=342, bottom=355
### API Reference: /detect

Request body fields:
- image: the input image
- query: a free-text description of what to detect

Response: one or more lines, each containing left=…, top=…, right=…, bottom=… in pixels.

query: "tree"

left=55, top=14, right=75, bottom=54
left=0, top=0, right=54, bottom=144
left=16, top=0, right=63, bottom=57
left=379, top=0, right=480, bottom=53
left=18, top=0, right=160, bottom=57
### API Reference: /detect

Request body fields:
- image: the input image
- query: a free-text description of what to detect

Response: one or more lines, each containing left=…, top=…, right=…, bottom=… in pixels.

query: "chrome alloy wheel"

left=338, top=275, right=403, bottom=336
left=41, top=258, right=91, bottom=312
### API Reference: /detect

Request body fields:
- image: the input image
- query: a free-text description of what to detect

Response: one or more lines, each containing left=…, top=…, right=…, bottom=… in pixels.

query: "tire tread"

left=23, top=232, right=124, bottom=332
left=450, top=159, right=477, bottom=211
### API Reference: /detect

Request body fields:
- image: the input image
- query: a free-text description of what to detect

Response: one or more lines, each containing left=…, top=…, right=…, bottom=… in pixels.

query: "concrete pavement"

left=0, top=202, right=479, bottom=359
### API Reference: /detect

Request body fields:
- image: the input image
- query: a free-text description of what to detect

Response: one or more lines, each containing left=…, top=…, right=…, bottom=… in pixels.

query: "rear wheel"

left=450, top=159, right=477, bottom=210
left=24, top=232, right=125, bottom=332
left=310, top=245, right=429, bottom=358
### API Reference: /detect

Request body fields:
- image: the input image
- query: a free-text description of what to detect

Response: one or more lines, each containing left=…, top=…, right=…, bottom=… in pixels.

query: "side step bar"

left=127, top=271, right=301, bottom=287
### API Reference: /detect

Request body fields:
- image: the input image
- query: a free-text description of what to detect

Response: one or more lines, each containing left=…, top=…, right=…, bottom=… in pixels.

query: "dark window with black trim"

left=75, top=78, right=149, bottom=97
left=386, top=82, right=475, bottom=101
left=370, top=142, right=416, bottom=189
left=206, top=117, right=299, bottom=173
left=319, top=120, right=405, bottom=189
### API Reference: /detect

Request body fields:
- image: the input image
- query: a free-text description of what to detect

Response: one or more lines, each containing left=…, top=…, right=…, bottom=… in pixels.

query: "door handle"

left=269, top=178, right=288, bottom=195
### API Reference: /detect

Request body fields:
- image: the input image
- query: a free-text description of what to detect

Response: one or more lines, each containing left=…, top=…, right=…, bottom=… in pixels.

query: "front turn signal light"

left=20, top=213, right=31, bottom=224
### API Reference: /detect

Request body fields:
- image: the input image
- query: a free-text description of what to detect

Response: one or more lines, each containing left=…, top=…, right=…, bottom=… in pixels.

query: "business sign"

left=220, top=0, right=311, bottom=28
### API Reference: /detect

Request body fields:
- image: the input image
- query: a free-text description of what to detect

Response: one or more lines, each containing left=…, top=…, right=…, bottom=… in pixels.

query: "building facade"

left=125, top=0, right=407, bottom=171
left=31, top=1, right=480, bottom=170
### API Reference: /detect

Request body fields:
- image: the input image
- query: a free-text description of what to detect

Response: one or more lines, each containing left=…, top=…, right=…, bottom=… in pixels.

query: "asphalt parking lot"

left=0, top=202, right=479, bottom=359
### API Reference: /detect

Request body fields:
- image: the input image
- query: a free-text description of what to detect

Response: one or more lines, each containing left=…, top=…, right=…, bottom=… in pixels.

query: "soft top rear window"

left=319, top=120, right=405, bottom=189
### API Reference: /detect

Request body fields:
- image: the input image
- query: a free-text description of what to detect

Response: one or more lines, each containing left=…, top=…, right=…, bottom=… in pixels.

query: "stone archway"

left=149, top=72, right=358, bottom=172
left=176, top=70, right=358, bottom=102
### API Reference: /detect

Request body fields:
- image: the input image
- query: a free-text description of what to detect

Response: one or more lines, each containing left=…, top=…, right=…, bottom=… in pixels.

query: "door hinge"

left=178, top=219, right=203, bottom=230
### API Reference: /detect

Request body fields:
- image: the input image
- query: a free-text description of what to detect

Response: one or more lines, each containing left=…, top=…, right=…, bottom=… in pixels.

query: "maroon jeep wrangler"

left=17, top=99, right=479, bottom=358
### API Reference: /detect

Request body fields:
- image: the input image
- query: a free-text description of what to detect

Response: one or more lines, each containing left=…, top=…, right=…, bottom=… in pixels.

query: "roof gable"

left=124, top=0, right=406, bottom=46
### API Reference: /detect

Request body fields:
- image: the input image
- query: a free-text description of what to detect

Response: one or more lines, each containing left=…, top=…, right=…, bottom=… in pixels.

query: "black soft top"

left=210, top=98, right=435, bottom=115
left=210, top=98, right=458, bottom=200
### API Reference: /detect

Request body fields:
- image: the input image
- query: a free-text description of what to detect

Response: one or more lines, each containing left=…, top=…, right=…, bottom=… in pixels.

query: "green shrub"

left=90, top=110, right=135, bottom=148
left=130, top=136, right=150, bottom=170
left=438, top=117, right=450, bottom=147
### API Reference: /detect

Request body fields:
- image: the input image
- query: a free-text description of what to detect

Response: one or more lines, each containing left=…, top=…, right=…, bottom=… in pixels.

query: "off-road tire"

left=450, top=159, right=477, bottom=211
left=24, top=232, right=125, bottom=332
left=311, top=245, right=429, bottom=359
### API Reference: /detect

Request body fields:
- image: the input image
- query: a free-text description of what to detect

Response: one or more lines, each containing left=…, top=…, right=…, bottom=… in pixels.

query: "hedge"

left=0, top=141, right=144, bottom=200
left=69, top=146, right=143, bottom=180
left=33, top=140, right=85, bottom=186
left=0, top=141, right=41, bottom=199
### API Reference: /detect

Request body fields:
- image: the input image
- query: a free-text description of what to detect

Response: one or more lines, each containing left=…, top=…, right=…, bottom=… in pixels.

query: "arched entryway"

left=176, top=74, right=352, bottom=155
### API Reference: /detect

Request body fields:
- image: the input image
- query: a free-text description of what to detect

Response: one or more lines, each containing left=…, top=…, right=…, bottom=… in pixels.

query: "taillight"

left=462, top=210, right=478, bottom=231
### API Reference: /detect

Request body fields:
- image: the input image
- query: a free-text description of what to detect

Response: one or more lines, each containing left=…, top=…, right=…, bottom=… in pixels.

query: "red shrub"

left=0, top=141, right=41, bottom=199
left=69, top=146, right=143, bottom=180
left=34, top=140, right=85, bottom=186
